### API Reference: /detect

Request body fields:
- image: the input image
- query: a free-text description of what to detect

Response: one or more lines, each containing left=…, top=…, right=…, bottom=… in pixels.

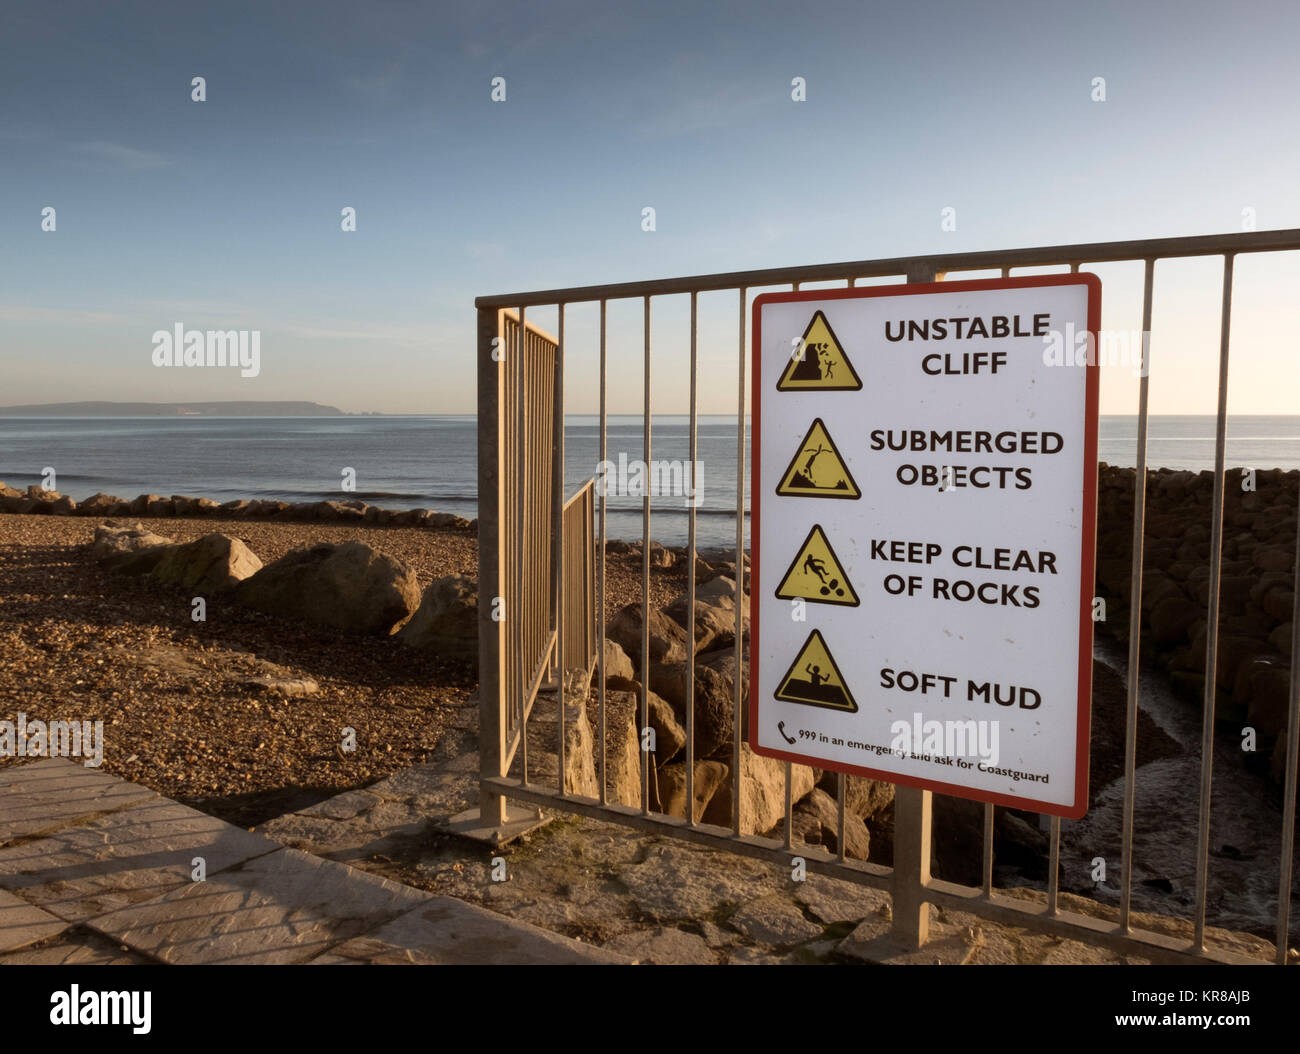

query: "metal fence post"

left=891, top=262, right=939, bottom=950
left=477, top=306, right=508, bottom=826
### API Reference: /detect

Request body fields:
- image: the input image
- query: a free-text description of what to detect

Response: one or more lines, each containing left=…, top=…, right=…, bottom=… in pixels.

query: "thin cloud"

left=72, top=140, right=171, bottom=171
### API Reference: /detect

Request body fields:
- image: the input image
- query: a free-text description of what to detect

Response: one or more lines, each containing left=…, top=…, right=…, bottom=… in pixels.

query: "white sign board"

left=749, top=275, right=1099, bottom=817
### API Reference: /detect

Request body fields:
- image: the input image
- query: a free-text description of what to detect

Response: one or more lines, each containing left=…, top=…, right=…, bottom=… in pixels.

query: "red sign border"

left=749, top=274, right=1101, bottom=819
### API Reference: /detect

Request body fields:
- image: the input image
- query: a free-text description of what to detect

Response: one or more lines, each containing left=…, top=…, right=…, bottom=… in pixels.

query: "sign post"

left=750, top=274, right=1100, bottom=820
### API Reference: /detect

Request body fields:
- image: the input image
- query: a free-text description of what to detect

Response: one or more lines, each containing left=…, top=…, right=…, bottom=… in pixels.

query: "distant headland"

left=0, top=400, right=348, bottom=417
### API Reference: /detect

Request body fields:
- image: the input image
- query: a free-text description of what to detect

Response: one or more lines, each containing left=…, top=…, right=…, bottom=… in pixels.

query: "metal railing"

left=475, top=229, right=1300, bottom=964
left=561, top=480, right=596, bottom=679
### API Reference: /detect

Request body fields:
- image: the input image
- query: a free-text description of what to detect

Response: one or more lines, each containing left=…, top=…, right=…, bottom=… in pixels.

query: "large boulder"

left=598, top=639, right=636, bottom=682
left=397, top=574, right=479, bottom=662
left=77, top=492, right=128, bottom=516
left=817, top=770, right=895, bottom=821
left=90, top=522, right=176, bottom=573
left=702, top=744, right=815, bottom=834
left=663, top=594, right=742, bottom=654
left=235, top=541, right=421, bottom=635
left=789, top=787, right=871, bottom=860
left=150, top=534, right=263, bottom=593
left=656, top=760, right=729, bottom=822
left=606, top=602, right=689, bottom=671
left=604, top=690, right=647, bottom=807
left=646, top=661, right=735, bottom=759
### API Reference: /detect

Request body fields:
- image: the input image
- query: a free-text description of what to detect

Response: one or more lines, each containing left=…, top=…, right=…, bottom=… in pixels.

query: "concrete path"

left=0, top=758, right=624, bottom=965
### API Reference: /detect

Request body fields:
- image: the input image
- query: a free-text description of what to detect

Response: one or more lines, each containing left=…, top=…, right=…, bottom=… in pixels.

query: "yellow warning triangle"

left=775, top=525, right=860, bottom=606
left=776, top=310, right=862, bottom=391
left=775, top=418, right=860, bottom=499
left=774, top=629, right=858, bottom=713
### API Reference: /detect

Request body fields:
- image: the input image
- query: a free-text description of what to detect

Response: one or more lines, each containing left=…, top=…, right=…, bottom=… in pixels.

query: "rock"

left=645, top=690, right=687, bottom=764
left=219, top=500, right=250, bottom=517
left=1245, top=660, right=1293, bottom=739
left=697, top=575, right=740, bottom=600
left=603, top=691, right=645, bottom=808
left=617, top=842, right=774, bottom=922
left=240, top=677, right=319, bottom=697
left=599, top=639, right=635, bottom=682
left=129, top=494, right=174, bottom=517
left=235, top=541, right=421, bottom=635
left=663, top=595, right=740, bottom=654
left=423, top=512, right=471, bottom=529
left=77, top=492, right=127, bottom=516
left=1270, top=622, right=1293, bottom=655
left=794, top=875, right=891, bottom=925
left=1262, top=586, right=1295, bottom=623
left=702, top=744, right=815, bottom=834
left=788, top=787, right=871, bottom=859
left=50, top=495, right=76, bottom=515
left=655, top=761, right=728, bottom=822
left=312, top=500, right=366, bottom=522
left=1149, top=596, right=1200, bottom=644
left=816, top=770, right=895, bottom=821
left=605, top=603, right=689, bottom=671
left=150, top=534, right=263, bottom=593
left=89, top=522, right=176, bottom=573
left=170, top=495, right=201, bottom=516
left=397, top=574, right=478, bottom=663
left=601, top=927, right=716, bottom=965
left=522, top=691, right=599, bottom=798
left=728, top=896, right=822, bottom=946
left=1253, top=547, right=1294, bottom=573
left=246, top=499, right=289, bottom=518
left=195, top=497, right=222, bottom=515
left=646, top=661, right=735, bottom=759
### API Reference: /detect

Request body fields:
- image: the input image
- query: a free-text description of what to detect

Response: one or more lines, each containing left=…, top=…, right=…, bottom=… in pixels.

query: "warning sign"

left=749, top=274, right=1100, bottom=818
left=776, top=310, right=862, bottom=391
left=774, top=630, right=858, bottom=712
left=775, top=418, right=860, bottom=499
left=775, top=524, right=859, bottom=606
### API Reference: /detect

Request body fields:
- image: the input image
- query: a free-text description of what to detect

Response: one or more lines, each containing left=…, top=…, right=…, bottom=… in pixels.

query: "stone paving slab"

left=0, top=929, right=154, bottom=965
left=0, top=759, right=159, bottom=843
left=258, top=764, right=477, bottom=862
left=0, top=888, right=67, bottom=951
left=0, top=798, right=281, bottom=922
left=86, top=847, right=437, bottom=964
left=309, top=897, right=629, bottom=964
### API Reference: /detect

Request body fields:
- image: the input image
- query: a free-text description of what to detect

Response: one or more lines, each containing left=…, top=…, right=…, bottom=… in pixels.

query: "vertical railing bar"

left=783, top=761, right=794, bottom=851
left=982, top=805, right=994, bottom=896
left=555, top=304, right=566, bottom=796
left=687, top=290, right=698, bottom=824
left=733, top=286, right=747, bottom=838
left=783, top=280, right=797, bottom=852
left=1276, top=480, right=1300, bottom=964
left=476, top=306, right=507, bottom=827
left=518, top=309, right=529, bottom=788
left=1047, top=815, right=1061, bottom=915
left=598, top=300, right=608, bottom=806
left=641, top=294, right=652, bottom=815
left=1193, top=253, right=1235, bottom=951
left=1045, top=262, right=1081, bottom=898
left=977, top=259, right=1010, bottom=895
left=836, top=772, right=846, bottom=863
left=1121, top=257, right=1156, bottom=931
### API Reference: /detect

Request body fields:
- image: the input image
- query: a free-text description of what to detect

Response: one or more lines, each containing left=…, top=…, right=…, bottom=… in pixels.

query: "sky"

left=2, top=0, right=1299, bottom=415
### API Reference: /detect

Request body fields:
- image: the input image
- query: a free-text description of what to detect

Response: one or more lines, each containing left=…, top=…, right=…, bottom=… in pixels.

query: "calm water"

left=1, top=415, right=1296, bottom=548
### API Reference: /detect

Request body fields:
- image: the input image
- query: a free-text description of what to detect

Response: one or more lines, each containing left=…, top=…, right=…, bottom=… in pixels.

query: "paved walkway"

left=0, top=758, right=623, bottom=965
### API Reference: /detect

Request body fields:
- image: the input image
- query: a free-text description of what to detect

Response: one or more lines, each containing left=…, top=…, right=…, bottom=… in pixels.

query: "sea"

left=1, top=415, right=1297, bottom=549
